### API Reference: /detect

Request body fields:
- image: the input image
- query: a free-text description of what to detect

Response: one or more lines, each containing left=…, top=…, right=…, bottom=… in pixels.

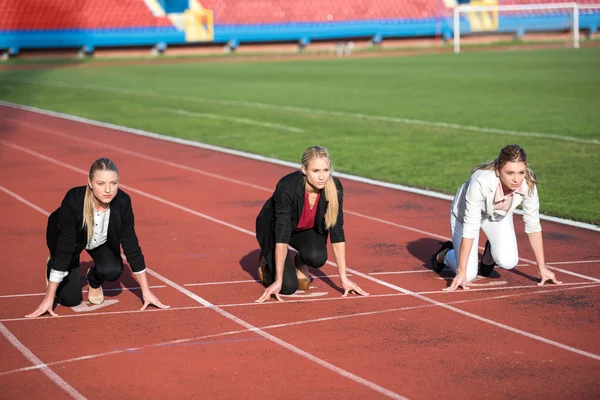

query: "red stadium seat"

left=0, top=0, right=174, bottom=31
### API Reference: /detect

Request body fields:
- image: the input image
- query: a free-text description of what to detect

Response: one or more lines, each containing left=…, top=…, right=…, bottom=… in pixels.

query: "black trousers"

left=263, top=228, right=328, bottom=295
left=46, top=244, right=124, bottom=307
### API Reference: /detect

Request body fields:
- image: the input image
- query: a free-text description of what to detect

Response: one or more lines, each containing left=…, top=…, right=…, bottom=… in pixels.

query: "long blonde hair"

left=83, top=158, right=119, bottom=241
left=301, top=146, right=339, bottom=229
left=473, top=144, right=537, bottom=195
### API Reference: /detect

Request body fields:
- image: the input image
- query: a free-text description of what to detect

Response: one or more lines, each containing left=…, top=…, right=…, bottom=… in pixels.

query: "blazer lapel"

left=485, top=174, right=498, bottom=216
left=315, top=191, right=328, bottom=233
left=295, top=173, right=305, bottom=221
left=107, top=194, right=121, bottom=247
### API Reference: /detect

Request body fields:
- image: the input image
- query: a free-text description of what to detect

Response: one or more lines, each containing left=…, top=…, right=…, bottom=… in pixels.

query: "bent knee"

left=58, top=295, right=83, bottom=308
left=300, top=251, right=327, bottom=269
left=96, top=264, right=122, bottom=282
left=495, top=255, right=519, bottom=270
left=280, top=282, right=298, bottom=295
left=466, top=270, right=478, bottom=283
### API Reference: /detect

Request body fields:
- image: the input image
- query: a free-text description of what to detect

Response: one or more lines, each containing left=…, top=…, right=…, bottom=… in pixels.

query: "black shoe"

left=478, top=240, right=495, bottom=277
left=431, top=241, right=453, bottom=273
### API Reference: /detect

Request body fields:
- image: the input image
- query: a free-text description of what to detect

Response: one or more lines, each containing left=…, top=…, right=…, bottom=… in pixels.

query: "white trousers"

left=444, top=212, right=519, bottom=282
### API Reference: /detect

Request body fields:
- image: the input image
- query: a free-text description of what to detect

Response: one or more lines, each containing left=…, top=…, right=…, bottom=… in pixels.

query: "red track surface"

left=1, top=105, right=599, bottom=399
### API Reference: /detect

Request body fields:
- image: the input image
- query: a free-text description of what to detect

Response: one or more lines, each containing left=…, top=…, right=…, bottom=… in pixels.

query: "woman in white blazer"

left=431, top=144, right=562, bottom=291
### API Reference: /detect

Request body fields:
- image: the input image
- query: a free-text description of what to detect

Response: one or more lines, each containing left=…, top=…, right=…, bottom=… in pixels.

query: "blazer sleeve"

left=273, top=180, right=294, bottom=244
left=120, top=195, right=146, bottom=273
left=462, top=178, right=485, bottom=239
left=52, top=194, right=79, bottom=272
left=329, top=178, right=345, bottom=243
left=521, top=185, right=542, bottom=234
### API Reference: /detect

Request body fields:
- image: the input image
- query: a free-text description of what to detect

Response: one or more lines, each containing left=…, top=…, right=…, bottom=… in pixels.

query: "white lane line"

left=142, top=270, right=408, bottom=399
left=0, top=323, right=86, bottom=399
left=183, top=274, right=349, bottom=287
left=0, top=305, right=209, bottom=323
left=369, top=259, right=600, bottom=275
left=1, top=101, right=598, bottom=233
left=2, top=282, right=598, bottom=378
left=0, top=285, right=167, bottom=299
left=2, top=145, right=599, bottom=363
left=544, top=260, right=600, bottom=265
left=160, top=108, right=305, bottom=133
left=4, top=121, right=599, bottom=285
left=2, top=282, right=594, bottom=322
left=1, top=81, right=596, bottom=145
left=370, top=269, right=448, bottom=275
left=0, top=186, right=406, bottom=399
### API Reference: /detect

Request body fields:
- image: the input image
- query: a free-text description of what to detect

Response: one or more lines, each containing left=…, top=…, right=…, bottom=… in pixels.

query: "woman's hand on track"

left=443, top=272, right=470, bottom=291
left=538, top=267, right=562, bottom=286
left=26, top=297, right=57, bottom=318
left=141, top=290, right=170, bottom=311
left=341, top=278, right=369, bottom=297
left=256, top=281, right=283, bottom=303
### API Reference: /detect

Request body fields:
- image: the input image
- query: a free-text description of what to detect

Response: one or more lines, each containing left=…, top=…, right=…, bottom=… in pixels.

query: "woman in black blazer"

left=255, top=146, right=368, bottom=302
left=26, top=158, right=169, bottom=317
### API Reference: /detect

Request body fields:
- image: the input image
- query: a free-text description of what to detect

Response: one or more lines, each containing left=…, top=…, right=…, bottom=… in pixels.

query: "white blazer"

left=451, top=169, right=542, bottom=239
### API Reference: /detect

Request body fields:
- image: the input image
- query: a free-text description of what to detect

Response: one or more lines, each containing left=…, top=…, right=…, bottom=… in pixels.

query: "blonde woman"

left=255, top=146, right=369, bottom=302
left=431, top=144, right=562, bottom=291
left=26, top=158, right=168, bottom=317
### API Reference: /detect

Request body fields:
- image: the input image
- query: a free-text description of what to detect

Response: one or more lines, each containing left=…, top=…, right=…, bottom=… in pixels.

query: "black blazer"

left=255, top=171, right=345, bottom=256
left=46, top=186, right=146, bottom=273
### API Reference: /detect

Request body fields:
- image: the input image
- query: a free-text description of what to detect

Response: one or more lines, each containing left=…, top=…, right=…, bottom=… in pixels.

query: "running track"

left=0, top=104, right=599, bottom=399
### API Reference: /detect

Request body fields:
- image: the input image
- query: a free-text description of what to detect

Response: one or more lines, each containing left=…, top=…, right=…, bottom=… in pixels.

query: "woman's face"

left=497, top=161, right=526, bottom=192
left=88, top=170, right=119, bottom=207
left=302, top=157, right=331, bottom=191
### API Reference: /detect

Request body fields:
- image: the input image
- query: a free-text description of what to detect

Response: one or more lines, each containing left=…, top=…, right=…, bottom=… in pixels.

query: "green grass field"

left=1, top=47, right=599, bottom=224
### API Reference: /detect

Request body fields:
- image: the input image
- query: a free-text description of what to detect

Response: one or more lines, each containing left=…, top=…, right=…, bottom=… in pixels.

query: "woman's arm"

left=120, top=194, right=169, bottom=309
left=255, top=243, right=287, bottom=303
left=527, top=231, right=562, bottom=285
left=331, top=242, right=368, bottom=297
left=444, top=238, right=473, bottom=291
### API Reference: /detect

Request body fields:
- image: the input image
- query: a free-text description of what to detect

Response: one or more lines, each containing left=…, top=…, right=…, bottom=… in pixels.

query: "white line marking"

left=0, top=177, right=406, bottom=399
left=370, top=269, right=449, bottom=275
left=141, top=270, right=408, bottom=399
left=342, top=268, right=600, bottom=361
left=2, top=282, right=594, bottom=322
left=1, top=81, right=596, bottom=144
left=2, top=283, right=598, bottom=378
left=160, top=107, right=305, bottom=133
left=0, top=305, right=208, bottom=323
left=0, top=323, right=86, bottom=399
left=0, top=286, right=167, bottom=300
left=0, top=185, right=51, bottom=216
left=541, top=260, right=600, bottom=265
left=3, top=146, right=599, bottom=363
left=1, top=100, right=598, bottom=232
left=183, top=274, right=349, bottom=287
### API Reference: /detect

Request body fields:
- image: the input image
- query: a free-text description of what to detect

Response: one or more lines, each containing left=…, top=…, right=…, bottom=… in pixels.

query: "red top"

left=296, top=191, right=320, bottom=231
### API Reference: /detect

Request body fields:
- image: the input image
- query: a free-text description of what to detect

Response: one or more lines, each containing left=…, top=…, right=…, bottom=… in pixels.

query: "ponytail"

left=83, top=184, right=95, bottom=242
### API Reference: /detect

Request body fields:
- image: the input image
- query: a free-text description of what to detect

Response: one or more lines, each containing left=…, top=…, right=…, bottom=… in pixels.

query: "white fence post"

left=454, top=6, right=460, bottom=54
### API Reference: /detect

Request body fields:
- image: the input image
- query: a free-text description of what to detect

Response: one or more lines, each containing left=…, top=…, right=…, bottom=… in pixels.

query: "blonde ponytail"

left=83, top=185, right=95, bottom=242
